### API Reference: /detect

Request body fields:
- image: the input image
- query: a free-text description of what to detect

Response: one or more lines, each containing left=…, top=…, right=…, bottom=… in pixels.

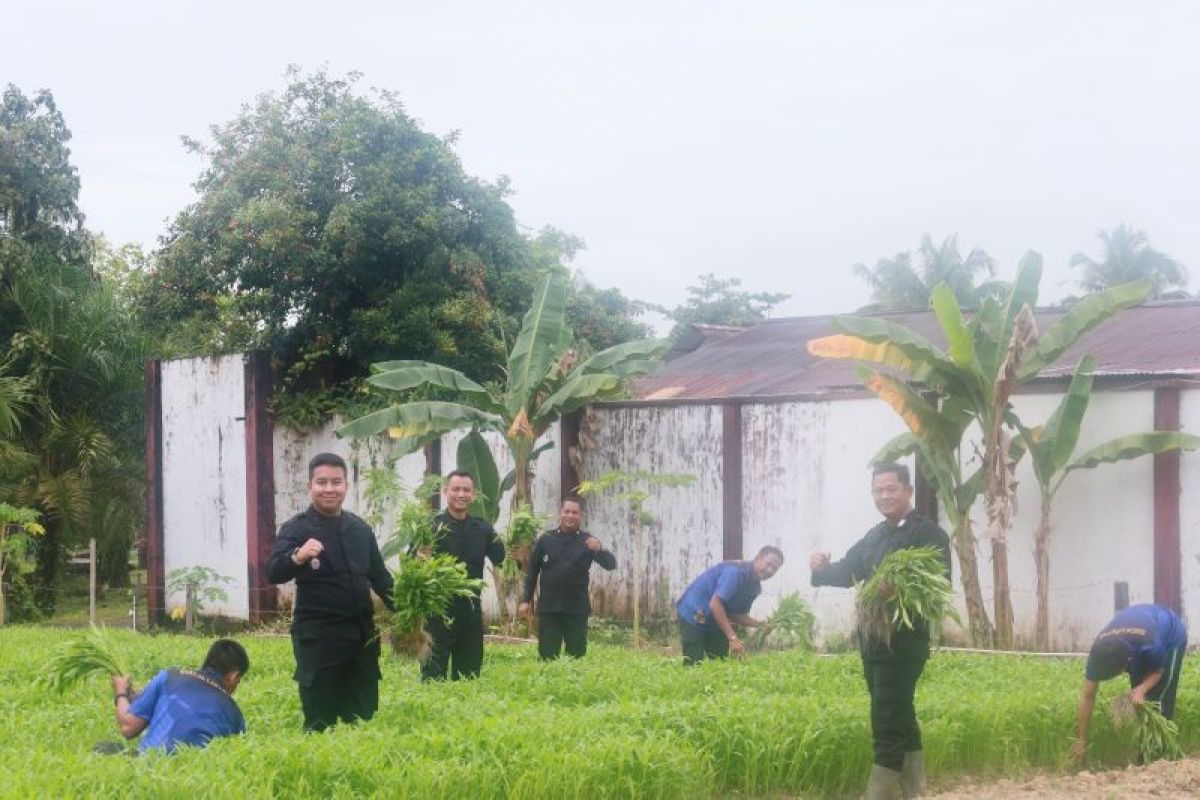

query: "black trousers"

left=538, top=612, right=589, bottom=660
left=680, top=621, right=729, bottom=665
left=293, top=636, right=381, bottom=732
left=1134, top=633, right=1187, bottom=719
left=861, top=634, right=929, bottom=771
left=422, top=597, right=484, bottom=681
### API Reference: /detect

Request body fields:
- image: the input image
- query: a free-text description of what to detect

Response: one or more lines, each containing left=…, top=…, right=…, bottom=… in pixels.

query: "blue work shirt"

left=128, top=668, right=246, bottom=753
left=676, top=561, right=762, bottom=629
left=1086, top=604, right=1188, bottom=682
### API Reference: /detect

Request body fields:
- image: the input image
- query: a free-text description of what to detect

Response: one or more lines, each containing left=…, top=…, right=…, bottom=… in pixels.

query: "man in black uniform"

left=267, top=452, right=394, bottom=732
left=517, top=495, right=617, bottom=660
left=420, top=469, right=506, bottom=681
left=810, top=463, right=951, bottom=800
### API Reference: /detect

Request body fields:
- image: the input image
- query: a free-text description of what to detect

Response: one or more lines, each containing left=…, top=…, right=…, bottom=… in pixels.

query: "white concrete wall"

left=1177, top=389, right=1200, bottom=637
left=741, top=399, right=912, bottom=644
left=160, top=355, right=249, bottom=618
left=576, top=404, right=724, bottom=621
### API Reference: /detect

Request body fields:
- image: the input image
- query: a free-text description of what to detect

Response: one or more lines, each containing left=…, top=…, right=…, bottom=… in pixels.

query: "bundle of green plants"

left=748, top=592, right=816, bottom=652
left=500, top=502, right=545, bottom=578
left=380, top=475, right=446, bottom=560
left=387, top=554, right=485, bottom=660
left=856, top=546, right=957, bottom=647
left=42, top=625, right=132, bottom=694
left=1112, top=695, right=1183, bottom=762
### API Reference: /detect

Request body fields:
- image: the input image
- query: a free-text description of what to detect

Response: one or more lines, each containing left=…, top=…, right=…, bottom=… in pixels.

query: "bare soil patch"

left=930, top=757, right=1200, bottom=798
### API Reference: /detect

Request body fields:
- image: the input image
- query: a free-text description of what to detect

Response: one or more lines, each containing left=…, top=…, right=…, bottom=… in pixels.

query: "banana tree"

left=809, top=253, right=1150, bottom=647
left=1017, top=355, right=1200, bottom=650
left=338, top=269, right=667, bottom=512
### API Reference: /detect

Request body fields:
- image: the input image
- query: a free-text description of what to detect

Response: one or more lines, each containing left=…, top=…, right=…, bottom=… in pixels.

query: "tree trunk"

left=951, top=516, right=994, bottom=647
left=1034, top=497, right=1052, bottom=652
left=633, top=509, right=643, bottom=647
left=991, top=539, right=1014, bottom=650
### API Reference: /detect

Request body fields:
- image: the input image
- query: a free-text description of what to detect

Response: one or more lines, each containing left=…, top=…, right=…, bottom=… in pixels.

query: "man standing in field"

left=107, top=639, right=248, bottom=753
left=1071, top=603, right=1188, bottom=762
left=675, top=545, right=784, bottom=665
left=518, top=495, right=617, bottom=660
left=267, top=452, right=394, bottom=732
left=420, top=469, right=506, bottom=680
left=810, top=462, right=950, bottom=800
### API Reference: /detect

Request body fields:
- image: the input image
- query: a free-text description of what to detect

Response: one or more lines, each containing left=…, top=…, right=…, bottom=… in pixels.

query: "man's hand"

left=585, top=536, right=602, bottom=553
left=809, top=552, right=831, bottom=571
left=292, top=538, right=324, bottom=565
left=111, top=675, right=132, bottom=696
left=517, top=601, right=532, bottom=618
left=728, top=635, right=746, bottom=659
left=1069, top=737, right=1087, bottom=765
left=1130, top=688, right=1148, bottom=708
left=416, top=545, right=433, bottom=559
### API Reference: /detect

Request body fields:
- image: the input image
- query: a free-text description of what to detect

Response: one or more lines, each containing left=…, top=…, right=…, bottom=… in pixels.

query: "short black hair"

left=202, top=639, right=249, bottom=677
left=756, top=545, right=785, bottom=563
left=445, top=469, right=475, bottom=485
left=872, top=462, right=911, bottom=486
left=561, top=494, right=585, bottom=510
left=308, top=452, right=347, bottom=480
left=1086, top=637, right=1132, bottom=681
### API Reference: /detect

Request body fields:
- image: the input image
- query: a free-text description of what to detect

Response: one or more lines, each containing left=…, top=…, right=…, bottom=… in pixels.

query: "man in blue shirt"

left=676, top=545, right=784, bottom=665
left=1071, top=603, right=1188, bottom=762
left=110, top=639, right=248, bottom=753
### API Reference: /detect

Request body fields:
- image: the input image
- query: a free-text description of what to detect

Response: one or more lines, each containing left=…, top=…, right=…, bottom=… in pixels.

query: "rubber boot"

left=864, top=764, right=903, bottom=800
left=901, top=751, right=926, bottom=798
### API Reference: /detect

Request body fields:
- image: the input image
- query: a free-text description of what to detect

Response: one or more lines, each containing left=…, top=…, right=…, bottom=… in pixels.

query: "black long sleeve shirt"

left=521, top=528, right=617, bottom=615
left=428, top=511, right=505, bottom=589
left=811, top=511, right=951, bottom=639
left=266, top=506, right=394, bottom=641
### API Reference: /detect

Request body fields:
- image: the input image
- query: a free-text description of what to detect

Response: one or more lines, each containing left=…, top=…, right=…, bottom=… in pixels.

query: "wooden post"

left=1114, top=581, right=1130, bottom=612
left=88, top=537, right=97, bottom=626
left=144, top=360, right=166, bottom=624
left=721, top=402, right=744, bottom=560
left=184, top=582, right=195, bottom=633
left=1153, top=387, right=1182, bottom=612
left=131, top=574, right=139, bottom=631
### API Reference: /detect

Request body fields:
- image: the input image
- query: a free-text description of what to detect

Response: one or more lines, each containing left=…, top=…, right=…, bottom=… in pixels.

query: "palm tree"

left=853, top=234, right=1006, bottom=312
left=1071, top=225, right=1188, bottom=299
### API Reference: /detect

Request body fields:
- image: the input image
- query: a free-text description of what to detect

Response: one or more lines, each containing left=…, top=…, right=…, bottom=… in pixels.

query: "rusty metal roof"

left=635, top=299, right=1200, bottom=402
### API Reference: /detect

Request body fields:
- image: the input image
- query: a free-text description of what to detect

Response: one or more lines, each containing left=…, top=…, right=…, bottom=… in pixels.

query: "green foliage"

left=165, top=567, right=233, bottom=618
left=857, top=547, right=957, bottom=647
left=42, top=625, right=131, bottom=694
left=374, top=475, right=446, bottom=561
left=852, top=234, right=1007, bottom=312
left=748, top=592, right=815, bottom=652
left=387, top=554, right=485, bottom=659
left=654, top=273, right=789, bottom=340
left=1071, top=224, right=1188, bottom=300
left=6, top=628, right=1200, bottom=797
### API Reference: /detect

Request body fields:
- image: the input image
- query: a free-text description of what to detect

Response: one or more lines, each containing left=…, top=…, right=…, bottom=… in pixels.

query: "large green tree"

left=142, top=69, right=645, bottom=406
left=1070, top=224, right=1188, bottom=299
left=0, top=85, right=146, bottom=610
left=853, top=234, right=1007, bottom=312
left=655, top=273, right=788, bottom=340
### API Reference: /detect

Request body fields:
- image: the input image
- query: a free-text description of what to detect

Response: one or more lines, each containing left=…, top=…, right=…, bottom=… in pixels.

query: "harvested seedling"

left=387, top=554, right=485, bottom=660
left=43, top=625, right=131, bottom=694
left=749, top=592, right=816, bottom=652
left=857, top=546, right=957, bottom=647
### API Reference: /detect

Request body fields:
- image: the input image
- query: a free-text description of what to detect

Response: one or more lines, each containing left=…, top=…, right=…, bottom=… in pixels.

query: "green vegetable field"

left=2, top=627, right=1196, bottom=798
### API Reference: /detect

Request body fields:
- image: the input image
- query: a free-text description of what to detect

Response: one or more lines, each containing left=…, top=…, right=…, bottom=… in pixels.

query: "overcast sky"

left=4, top=1, right=1198, bottom=323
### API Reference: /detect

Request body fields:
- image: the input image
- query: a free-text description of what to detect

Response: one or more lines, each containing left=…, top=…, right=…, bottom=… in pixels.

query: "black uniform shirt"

left=521, top=527, right=617, bottom=615
left=266, top=506, right=394, bottom=641
left=429, top=511, right=505, bottom=588
left=810, top=510, right=951, bottom=637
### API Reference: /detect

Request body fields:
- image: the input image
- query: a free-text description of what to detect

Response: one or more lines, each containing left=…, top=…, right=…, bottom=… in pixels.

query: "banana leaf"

left=1019, top=280, right=1151, bottom=379
left=506, top=271, right=570, bottom=416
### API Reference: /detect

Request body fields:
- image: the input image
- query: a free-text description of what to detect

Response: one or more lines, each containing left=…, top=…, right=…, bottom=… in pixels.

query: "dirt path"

left=930, top=757, right=1200, bottom=798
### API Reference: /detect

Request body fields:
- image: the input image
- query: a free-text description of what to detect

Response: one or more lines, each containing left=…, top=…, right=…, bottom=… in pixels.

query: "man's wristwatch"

left=114, top=692, right=130, bottom=705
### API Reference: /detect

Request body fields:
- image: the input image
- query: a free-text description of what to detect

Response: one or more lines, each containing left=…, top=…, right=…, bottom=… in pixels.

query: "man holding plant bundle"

left=1071, top=603, right=1188, bottom=762
left=107, top=639, right=248, bottom=754
left=267, top=452, right=394, bottom=732
left=518, top=495, right=617, bottom=660
left=419, top=469, right=506, bottom=681
left=810, top=463, right=951, bottom=800
left=675, top=545, right=784, bottom=665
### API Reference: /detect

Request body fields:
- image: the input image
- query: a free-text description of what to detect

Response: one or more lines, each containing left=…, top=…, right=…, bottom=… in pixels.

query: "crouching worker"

left=106, top=639, right=248, bottom=754
left=675, top=545, right=784, bottom=665
left=1071, top=603, right=1187, bottom=763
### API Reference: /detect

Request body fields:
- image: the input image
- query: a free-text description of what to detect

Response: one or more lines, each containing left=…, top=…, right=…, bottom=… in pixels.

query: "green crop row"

left=0, top=627, right=1194, bottom=798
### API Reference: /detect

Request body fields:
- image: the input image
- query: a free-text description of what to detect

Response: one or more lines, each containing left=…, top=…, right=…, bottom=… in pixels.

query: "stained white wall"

left=160, top=355, right=249, bottom=618
left=1178, top=390, right=1200, bottom=637
left=576, top=404, right=724, bottom=620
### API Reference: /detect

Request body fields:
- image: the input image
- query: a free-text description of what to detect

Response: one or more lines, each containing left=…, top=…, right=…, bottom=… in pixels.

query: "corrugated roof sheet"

left=636, top=300, right=1200, bottom=402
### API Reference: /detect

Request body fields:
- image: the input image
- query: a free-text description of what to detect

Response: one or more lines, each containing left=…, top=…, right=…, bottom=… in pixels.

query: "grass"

left=0, top=627, right=1195, bottom=798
